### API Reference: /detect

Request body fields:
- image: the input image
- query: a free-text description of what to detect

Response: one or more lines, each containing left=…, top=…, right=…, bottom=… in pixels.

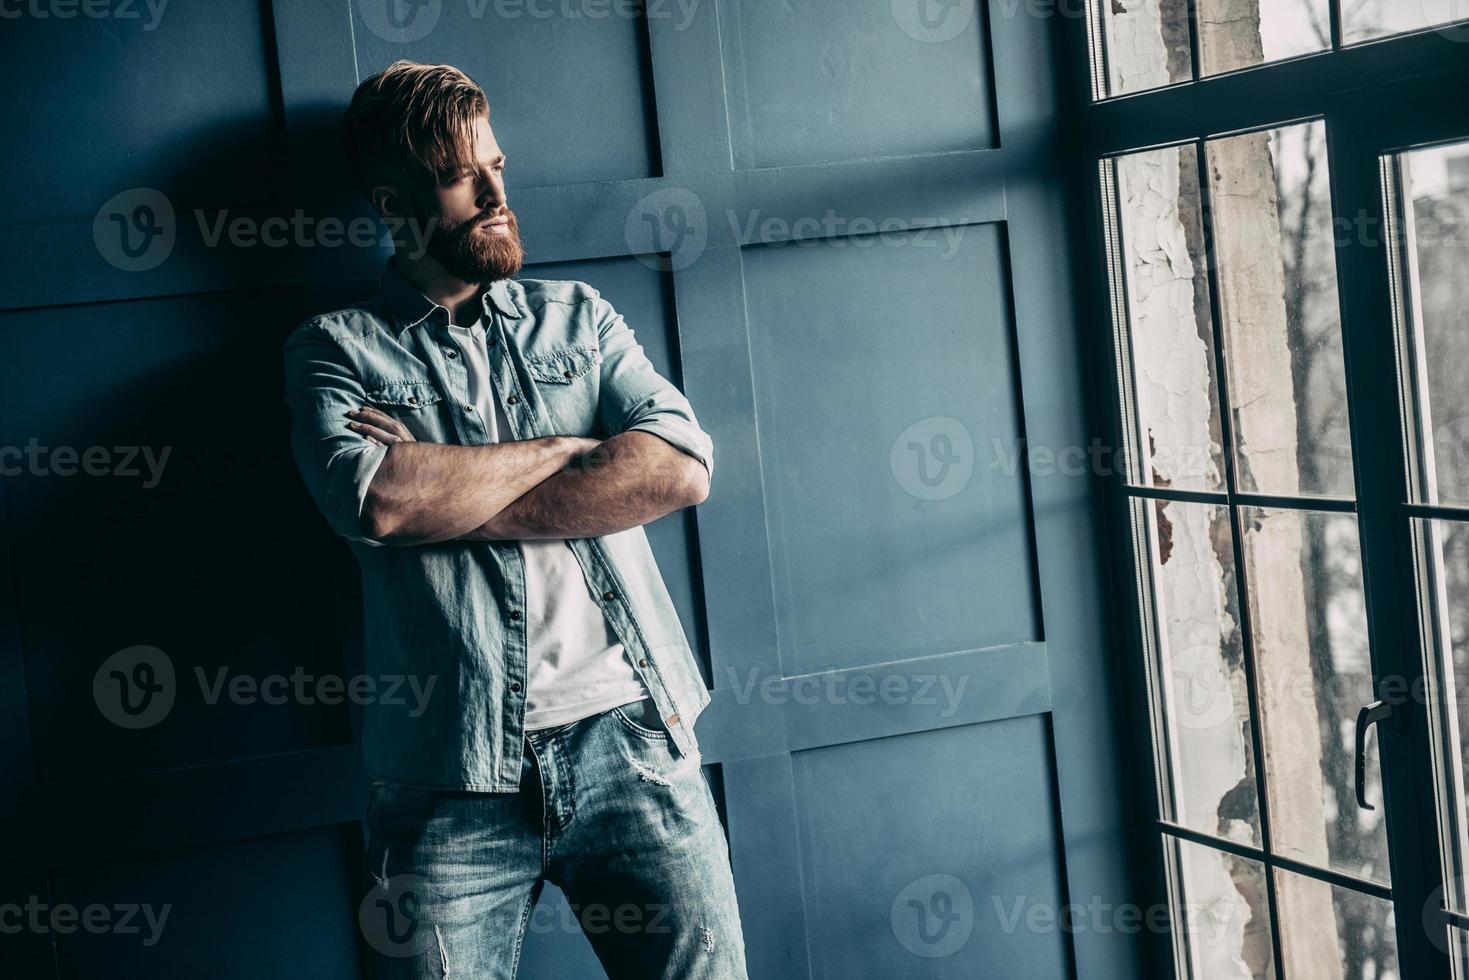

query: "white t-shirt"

left=447, top=316, right=649, bottom=730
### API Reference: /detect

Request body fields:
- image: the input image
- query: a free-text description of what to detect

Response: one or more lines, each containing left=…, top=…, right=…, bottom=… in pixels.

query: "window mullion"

left=1189, top=135, right=1290, bottom=980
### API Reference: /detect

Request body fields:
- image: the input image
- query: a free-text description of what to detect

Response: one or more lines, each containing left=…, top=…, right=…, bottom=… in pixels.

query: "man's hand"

left=346, top=405, right=418, bottom=447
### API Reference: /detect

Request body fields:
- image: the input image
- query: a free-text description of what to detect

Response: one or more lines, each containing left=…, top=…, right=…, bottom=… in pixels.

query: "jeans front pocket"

left=610, top=698, right=669, bottom=742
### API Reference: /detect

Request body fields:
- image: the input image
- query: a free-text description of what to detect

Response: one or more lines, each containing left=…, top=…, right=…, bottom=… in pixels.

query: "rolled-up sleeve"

left=282, top=322, right=389, bottom=547
left=591, top=287, right=714, bottom=483
left=590, top=283, right=716, bottom=481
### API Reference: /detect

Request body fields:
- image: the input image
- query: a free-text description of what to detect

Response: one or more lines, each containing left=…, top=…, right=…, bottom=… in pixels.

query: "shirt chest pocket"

left=363, top=380, right=445, bottom=442
left=524, top=346, right=600, bottom=431
left=525, top=346, right=599, bottom=384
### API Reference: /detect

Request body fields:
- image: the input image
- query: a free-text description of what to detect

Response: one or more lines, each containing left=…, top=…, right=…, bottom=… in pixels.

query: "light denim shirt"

left=283, top=259, right=714, bottom=791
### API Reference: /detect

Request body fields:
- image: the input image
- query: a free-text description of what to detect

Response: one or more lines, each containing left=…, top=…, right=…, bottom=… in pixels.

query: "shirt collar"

left=378, top=258, right=522, bottom=333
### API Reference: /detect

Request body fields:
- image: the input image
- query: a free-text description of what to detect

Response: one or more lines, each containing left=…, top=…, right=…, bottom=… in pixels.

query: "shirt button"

left=638, top=658, right=649, bottom=668
left=507, top=395, right=520, bottom=405
left=407, top=396, right=418, bottom=405
left=510, top=681, right=522, bottom=693
left=509, top=610, right=522, bottom=620
left=464, top=405, right=475, bottom=414
left=603, top=591, right=617, bottom=601
left=563, top=370, right=573, bottom=379
left=446, top=349, right=458, bottom=359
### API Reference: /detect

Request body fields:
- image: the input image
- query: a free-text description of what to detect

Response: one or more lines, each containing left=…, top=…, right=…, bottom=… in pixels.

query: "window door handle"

left=1355, top=700, right=1392, bottom=811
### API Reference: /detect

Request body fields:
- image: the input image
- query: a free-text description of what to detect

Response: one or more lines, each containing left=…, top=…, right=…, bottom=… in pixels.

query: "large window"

left=1103, top=117, right=1397, bottom=980
left=1088, top=1, right=1469, bottom=977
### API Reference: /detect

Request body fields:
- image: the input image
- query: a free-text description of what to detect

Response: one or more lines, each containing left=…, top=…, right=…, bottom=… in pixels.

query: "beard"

left=424, top=205, right=524, bottom=284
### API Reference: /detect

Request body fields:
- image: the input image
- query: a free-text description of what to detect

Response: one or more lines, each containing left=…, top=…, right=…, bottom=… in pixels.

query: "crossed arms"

left=283, top=291, right=713, bottom=548
left=348, top=413, right=706, bottom=544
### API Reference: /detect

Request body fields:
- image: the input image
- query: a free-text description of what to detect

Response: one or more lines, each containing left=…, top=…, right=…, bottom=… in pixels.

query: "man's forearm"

left=462, top=430, right=709, bottom=541
left=361, top=435, right=591, bottom=544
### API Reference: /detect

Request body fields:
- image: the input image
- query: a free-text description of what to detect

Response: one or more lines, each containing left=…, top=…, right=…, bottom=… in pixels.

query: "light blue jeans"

left=359, top=699, right=749, bottom=979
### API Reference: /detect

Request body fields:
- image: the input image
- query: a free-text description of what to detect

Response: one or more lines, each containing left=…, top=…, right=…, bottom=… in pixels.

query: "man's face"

left=414, top=114, right=524, bottom=284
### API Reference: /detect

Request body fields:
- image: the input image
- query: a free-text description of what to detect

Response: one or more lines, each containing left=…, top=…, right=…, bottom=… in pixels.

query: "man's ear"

left=369, top=184, right=407, bottom=220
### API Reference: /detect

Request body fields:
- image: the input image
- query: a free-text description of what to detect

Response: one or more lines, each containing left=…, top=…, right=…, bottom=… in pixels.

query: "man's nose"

left=477, top=175, right=505, bottom=211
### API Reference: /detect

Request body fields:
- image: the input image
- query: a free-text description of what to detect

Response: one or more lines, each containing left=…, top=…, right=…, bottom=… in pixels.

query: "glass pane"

left=1240, top=507, right=1389, bottom=883
left=1208, top=120, right=1356, bottom=499
left=1136, top=499, right=1261, bottom=844
left=1197, top=0, right=1332, bottom=77
left=1388, top=140, right=1469, bottom=506
left=1344, top=0, right=1469, bottom=43
left=1090, top=0, right=1193, bottom=98
left=1275, top=870, right=1399, bottom=978
left=1416, top=518, right=1469, bottom=911
left=1452, top=925, right=1469, bottom=979
left=1166, top=835, right=1276, bottom=980
left=1105, top=147, right=1226, bottom=491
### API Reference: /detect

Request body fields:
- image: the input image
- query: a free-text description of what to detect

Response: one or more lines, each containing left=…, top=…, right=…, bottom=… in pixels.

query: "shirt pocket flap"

left=525, top=346, right=600, bottom=384
left=364, top=380, right=442, bottom=409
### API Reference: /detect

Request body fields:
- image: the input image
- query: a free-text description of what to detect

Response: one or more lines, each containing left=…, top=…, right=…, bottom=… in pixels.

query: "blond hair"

left=341, top=60, right=488, bottom=200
